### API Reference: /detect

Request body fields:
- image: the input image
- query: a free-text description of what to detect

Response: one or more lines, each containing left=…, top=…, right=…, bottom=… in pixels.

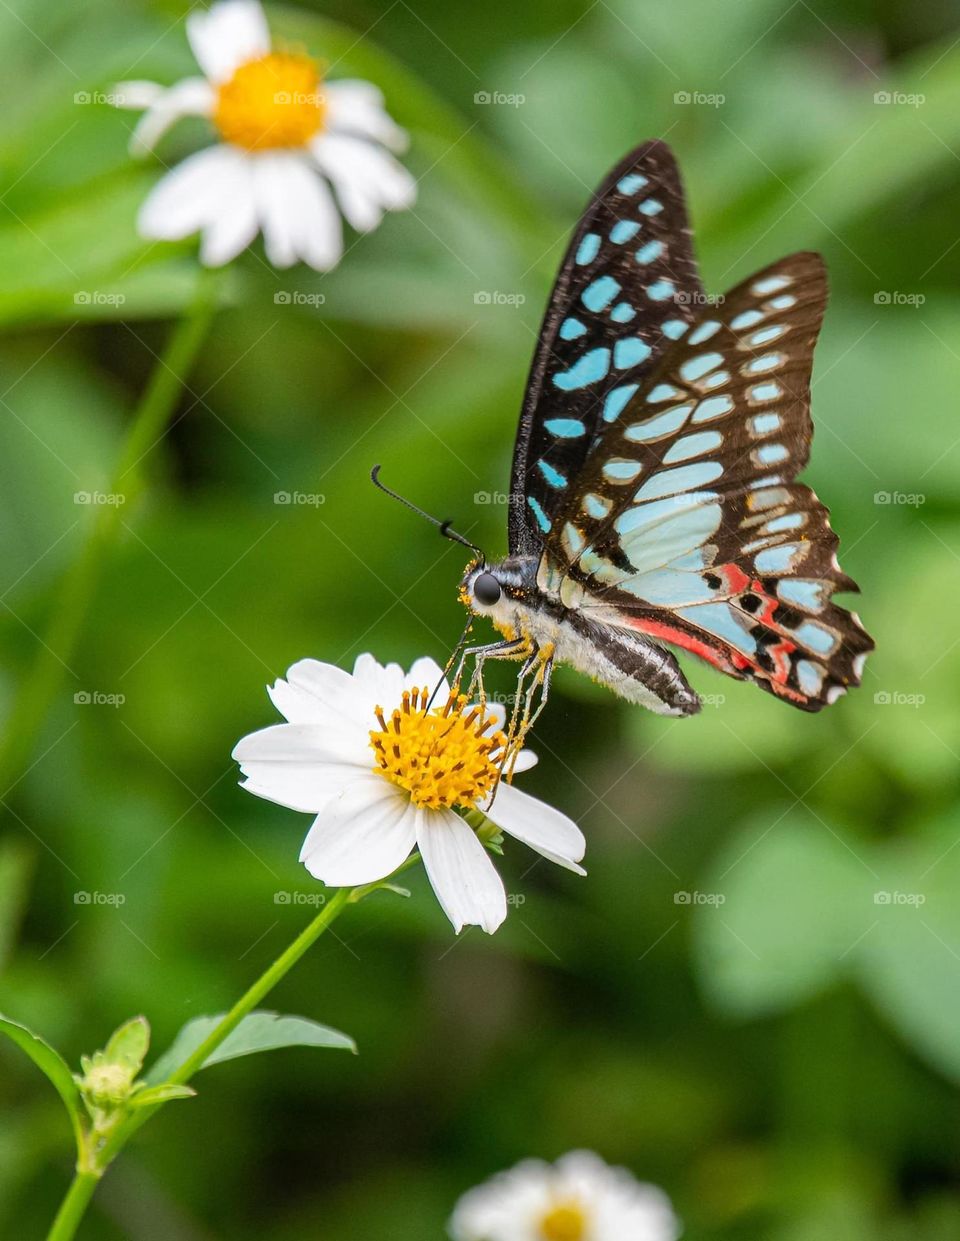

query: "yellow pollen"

left=539, top=1201, right=588, bottom=1241
left=369, top=687, right=506, bottom=810
left=213, top=52, right=326, bottom=151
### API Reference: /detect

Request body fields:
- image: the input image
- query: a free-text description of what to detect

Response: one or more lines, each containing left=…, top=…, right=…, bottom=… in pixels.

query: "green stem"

left=46, top=1170, right=99, bottom=1241
left=170, top=885, right=353, bottom=1084
left=46, top=856, right=420, bottom=1241
left=0, top=271, right=220, bottom=792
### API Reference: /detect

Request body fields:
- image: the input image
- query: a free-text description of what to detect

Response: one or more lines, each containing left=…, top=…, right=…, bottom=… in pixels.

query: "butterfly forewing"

left=509, top=141, right=705, bottom=556
left=541, top=251, right=873, bottom=710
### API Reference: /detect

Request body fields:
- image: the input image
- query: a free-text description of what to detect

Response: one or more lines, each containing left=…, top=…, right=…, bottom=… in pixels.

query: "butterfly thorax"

left=460, top=554, right=703, bottom=717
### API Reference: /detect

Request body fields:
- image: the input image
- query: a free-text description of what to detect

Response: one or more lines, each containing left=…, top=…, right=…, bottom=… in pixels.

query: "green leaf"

left=104, top=1016, right=150, bottom=1073
left=128, top=1083, right=196, bottom=1108
left=146, top=1011, right=356, bottom=1084
left=0, top=1015, right=84, bottom=1156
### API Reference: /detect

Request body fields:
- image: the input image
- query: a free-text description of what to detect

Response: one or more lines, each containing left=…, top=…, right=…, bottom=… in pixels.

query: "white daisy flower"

left=232, top=654, right=586, bottom=934
left=113, top=0, right=415, bottom=270
left=449, top=1151, right=680, bottom=1241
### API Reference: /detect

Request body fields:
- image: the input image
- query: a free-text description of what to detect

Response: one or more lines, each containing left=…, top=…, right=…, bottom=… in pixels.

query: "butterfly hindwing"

left=509, top=141, right=705, bottom=557
left=541, top=251, right=873, bottom=710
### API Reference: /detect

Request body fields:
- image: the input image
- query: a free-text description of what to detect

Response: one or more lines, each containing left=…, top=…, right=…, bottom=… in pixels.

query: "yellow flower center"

left=539, top=1201, right=588, bottom=1241
left=369, top=687, right=506, bottom=810
left=213, top=52, right=326, bottom=151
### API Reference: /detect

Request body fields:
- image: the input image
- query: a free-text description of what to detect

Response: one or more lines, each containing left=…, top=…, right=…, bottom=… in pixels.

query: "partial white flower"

left=232, top=654, right=586, bottom=934
left=113, top=0, right=414, bottom=270
left=449, top=1151, right=680, bottom=1241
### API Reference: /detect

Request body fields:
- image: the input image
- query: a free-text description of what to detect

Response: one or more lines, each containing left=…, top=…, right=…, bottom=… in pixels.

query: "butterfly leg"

left=508, top=649, right=554, bottom=772
left=454, top=636, right=535, bottom=707
left=502, top=647, right=542, bottom=759
left=524, top=650, right=554, bottom=734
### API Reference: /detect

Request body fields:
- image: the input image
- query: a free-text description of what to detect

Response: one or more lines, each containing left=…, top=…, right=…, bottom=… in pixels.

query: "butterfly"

left=377, top=140, right=873, bottom=728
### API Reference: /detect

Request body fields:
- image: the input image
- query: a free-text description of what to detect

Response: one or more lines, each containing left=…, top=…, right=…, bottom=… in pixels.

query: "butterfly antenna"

left=370, top=465, right=484, bottom=559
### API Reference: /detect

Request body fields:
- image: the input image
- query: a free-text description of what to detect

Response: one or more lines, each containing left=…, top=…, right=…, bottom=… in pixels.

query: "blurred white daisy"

left=449, top=1151, right=680, bottom=1241
left=232, top=654, right=586, bottom=934
left=113, top=0, right=415, bottom=270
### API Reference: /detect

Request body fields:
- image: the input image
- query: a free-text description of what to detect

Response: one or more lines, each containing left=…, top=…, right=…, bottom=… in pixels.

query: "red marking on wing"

left=766, top=638, right=796, bottom=684
left=624, top=616, right=745, bottom=677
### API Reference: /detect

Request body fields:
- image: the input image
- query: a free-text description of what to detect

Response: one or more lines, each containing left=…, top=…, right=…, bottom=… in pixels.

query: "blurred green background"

left=2, top=0, right=960, bottom=1236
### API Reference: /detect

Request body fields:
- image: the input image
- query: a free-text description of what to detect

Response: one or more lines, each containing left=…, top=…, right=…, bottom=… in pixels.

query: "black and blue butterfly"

left=376, top=140, right=873, bottom=726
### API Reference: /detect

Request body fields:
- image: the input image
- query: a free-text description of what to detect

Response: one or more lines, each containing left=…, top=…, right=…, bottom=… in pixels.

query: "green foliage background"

left=1, top=0, right=959, bottom=1236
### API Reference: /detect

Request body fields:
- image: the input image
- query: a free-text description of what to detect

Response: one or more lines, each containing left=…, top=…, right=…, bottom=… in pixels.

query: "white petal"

left=449, top=1159, right=555, bottom=1241
left=186, top=0, right=270, bottom=83
left=233, top=722, right=367, bottom=812
left=324, top=79, right=409, bottom=152
left=299, top=775, right=416, bottom=885
left=127, top=77, right=215, bottom=156
left=509, top=748, right=538, bottom=774
left=484, top=782, right=586, bottom=874
left=232, top=721, right=362, bottom=765
left=404, top=656, right=448, bottom=701
left=137, top=144, right=248, bottom=241
left=416, top=809, right=507, bottom=934
left=113, top=80, right=165, bottom=110
left=253, top=152, right=343, bottom=271
left=352, top=653, right=404, bottom=711
left=311, top=132, right=416, bottom=233
left=198, top=157, right=259, bottom=264
left=267, top=658, right=372, bottom=730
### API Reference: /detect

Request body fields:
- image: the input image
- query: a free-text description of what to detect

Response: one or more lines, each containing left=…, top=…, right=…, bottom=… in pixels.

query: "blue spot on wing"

left=610, top=220, right=640, bottom=243
left=603, top=383, right=639, bottom=422
left=537, top=460, right=568, bottom=489
left=646, top=279, right=674, bottom=302
left=552, top=347, right=611, bottom=391
left=527, top=496, right=552, bottom=532
left=617, top=173, right=648, bottom=194
left=576, top=233, right=601, bottom=265
left=614, top=338, right=652, bottom=369
left=544, top=418, right=586, bottom=438
left=635, top=239, right=664, bottom=264
left=559, top=317, right=587, bottom=341
left=582, top=275, right=620, bottom=313
left=611, top=303, right=635, bottom=323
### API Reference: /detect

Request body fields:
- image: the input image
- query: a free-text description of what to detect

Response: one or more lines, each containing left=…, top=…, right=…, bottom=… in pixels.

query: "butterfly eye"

left=473, top=573, right=502, bottom=606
